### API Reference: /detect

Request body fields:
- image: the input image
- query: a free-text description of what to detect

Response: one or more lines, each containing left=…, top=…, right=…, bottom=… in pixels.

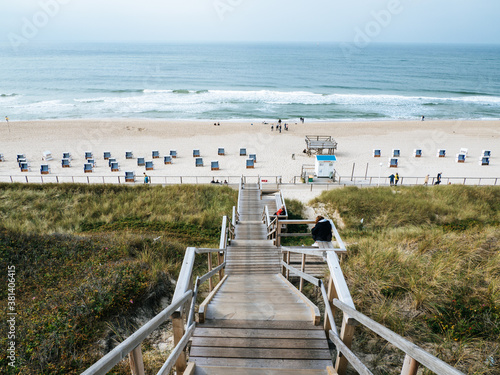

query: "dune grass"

left=309, top=185, right=500, bottom=374
left=0, top=183, right=237, bottom=374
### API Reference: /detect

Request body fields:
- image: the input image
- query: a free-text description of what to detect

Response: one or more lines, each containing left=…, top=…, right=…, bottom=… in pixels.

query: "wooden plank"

left=190, top=347, right=331, bottom=360
left=198, top=319, right=323, bottom=330
left=193, top=366, right=329, bottom=375
left=128, top=345, right=145, bottom=375
left=193, top=328, right=326, bottom=339
left=401, top=354, right=420, bottom=375
left=184, top=362, right=196, bottom=375
left=191, top=358, right=333, bottom=370
left=191, top=337, right=329, bottom=349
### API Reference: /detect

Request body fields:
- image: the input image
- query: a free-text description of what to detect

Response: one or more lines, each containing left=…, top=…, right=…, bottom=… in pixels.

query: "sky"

left=2, top=0, right=500, bottom=44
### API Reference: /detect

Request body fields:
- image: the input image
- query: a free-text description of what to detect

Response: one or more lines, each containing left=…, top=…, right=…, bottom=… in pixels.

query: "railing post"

left=335, top=318, right=356, bottom=375
left=208, top=253, right=213, bottom=292
left=218, top=250, right=225, bottom=280
left=401, top=354, right=420, bottom=375
left=276, top=219, right=281, bottom=247
left=324, top=277, right=338, bottom=333
left=128, top=345, right=145, bottom=375
left=286, top=251, right=291, bottom=280
left=172, top=311, right=187, bottom=374
left=299, top=254, right=306, bottom=292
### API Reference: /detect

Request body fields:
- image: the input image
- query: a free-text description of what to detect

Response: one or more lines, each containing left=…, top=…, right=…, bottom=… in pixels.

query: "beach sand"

left=0, top=119, right=498, bottom=186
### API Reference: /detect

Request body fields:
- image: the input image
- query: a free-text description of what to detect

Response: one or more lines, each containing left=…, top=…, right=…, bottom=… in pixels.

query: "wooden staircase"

left=189, top=183, right=332, bottom=374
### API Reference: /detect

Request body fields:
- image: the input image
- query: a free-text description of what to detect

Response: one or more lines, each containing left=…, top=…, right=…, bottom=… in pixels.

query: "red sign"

left=262, top=179, right=268, bottom=182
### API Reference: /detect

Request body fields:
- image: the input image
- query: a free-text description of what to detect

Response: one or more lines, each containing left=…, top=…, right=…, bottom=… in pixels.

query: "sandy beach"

left=0, top=119, right=498, bottom=185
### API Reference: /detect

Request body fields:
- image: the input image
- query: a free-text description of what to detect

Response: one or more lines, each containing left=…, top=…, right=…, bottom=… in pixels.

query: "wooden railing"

left=82, top=213, right=235, bottom=375
left=276, top=220, right=465, bottom=375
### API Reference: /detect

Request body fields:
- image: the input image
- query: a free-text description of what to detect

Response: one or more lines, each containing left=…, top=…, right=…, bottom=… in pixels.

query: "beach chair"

left=437, top=149, right=446, bottom=157
left=373, top=149, right=381, bottom=157
left=20, top=162, right=30, bottom=172
left=84, top=163, right=93, bottom=173
left=145, top=161, right=154, bottom=171
left=40, top=164, right=50, bottom=175
left=62, top=152, right=71, bottom=161
left=240, top=148, right=247, bottom=156
left=195, top=157, right=203, bottom=167
left=211, top=161, right=219, bottom=171
left=459, top=148, right=468, bottom=155
left=170, top=150, right=177, bottom=158
left=108, top=158, right=116, bottom=167
left=389, top=158, right=398, bottom=168
left=480, top=157, right=490, bottom=166
left=246, top=159, right=255, bottom=169
left=164, top=155, right=172, bottom=165
left=137, top=157, right=145, bottom=166
left=87, top=159, right=96, bottom=167
left=249, top=154, right=257, bottom=163
left=392, top=149, right=400, bottom=157
left=110, top=162, right=119, bottom=172
left=85, top=151, right=93, bottom=159
left=414, top=149, right=422, bottom=157
left=17, top=154, right=26, bottom=162
left=103, top=151, right=112, bottom=160
left=42, top=151, right=53, bottom=161
left=152, top=150, right=160, bottom=159
left=18, top=158, right=27, bottom=167
left=125, top=171, right=135, bottom=182
left=218, top=147, right=225, bottom=156
left=61, top=158, right=71, bottom=168
left=456, top=153, right=466, bottom=163
left=193, top=149, right=200, bottom=158
left=126, top=151, right=134, bottom=159
left=0, top=154, right=4, bottom=162
left=482, top=150, right=491, bottom=157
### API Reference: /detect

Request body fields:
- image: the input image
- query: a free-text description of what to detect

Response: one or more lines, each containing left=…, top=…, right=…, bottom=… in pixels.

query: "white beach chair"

left=42, top=151, right=53, bottom=161
left=459, top=148, right=468, bottom=155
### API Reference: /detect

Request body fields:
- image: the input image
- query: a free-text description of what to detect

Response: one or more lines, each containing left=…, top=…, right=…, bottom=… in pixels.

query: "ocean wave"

left=0, top=93, right=17, bottom=97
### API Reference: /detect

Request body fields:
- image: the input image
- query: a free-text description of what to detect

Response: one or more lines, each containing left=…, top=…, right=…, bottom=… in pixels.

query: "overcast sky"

left=2, top=0, right=500, bottom=44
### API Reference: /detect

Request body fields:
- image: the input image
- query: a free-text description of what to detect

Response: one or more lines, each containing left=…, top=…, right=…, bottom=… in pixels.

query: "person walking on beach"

left=424, top=174, right=429, bottom=186
left=5, top=116, right=8, bottom=122
left=271, top=124, right=274, bottom=131
left=395, top=173, right=400, bottom=186
left=434, top=172, right=442, bottom=185
left=421, top=115, right=425, bottom=121
left=143, top=172, right=150, bottom=184
left=389, top=174, right=395, bottom=186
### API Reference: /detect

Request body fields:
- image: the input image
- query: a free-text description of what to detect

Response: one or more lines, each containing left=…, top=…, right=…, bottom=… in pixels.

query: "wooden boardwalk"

left=190, top=183, right=332, bottom=374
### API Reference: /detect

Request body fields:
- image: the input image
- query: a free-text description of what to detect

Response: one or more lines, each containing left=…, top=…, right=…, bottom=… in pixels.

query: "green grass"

left=0, top=183, right=237, bottom=374
left=309, top=186, right=500, bottom=374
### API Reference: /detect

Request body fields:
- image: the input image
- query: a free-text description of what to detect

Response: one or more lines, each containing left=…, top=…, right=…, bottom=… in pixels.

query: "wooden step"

left=193, top=366, right=329, bottom=374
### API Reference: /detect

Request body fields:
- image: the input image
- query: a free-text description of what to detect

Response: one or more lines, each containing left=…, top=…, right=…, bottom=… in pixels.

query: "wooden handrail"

left=280, top=244, right=466, bottom=375
left=331, top=299, right=465, bottom=375
left=81, top=290, right=192, bottom=375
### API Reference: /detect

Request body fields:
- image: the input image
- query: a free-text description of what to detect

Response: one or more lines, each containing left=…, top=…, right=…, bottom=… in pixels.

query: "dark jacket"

left=311, top=219, right=332, bottom=242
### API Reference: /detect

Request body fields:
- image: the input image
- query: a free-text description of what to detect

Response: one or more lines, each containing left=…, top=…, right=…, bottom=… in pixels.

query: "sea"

left=1, top=42, right=500, bottom=122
